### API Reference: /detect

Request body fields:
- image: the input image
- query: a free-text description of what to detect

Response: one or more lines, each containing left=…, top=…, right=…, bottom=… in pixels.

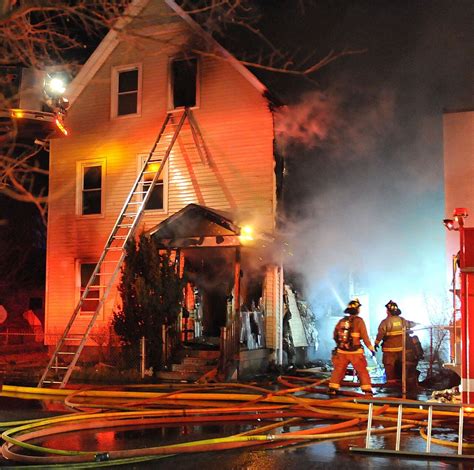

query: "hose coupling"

left=95, top=452, right=110, bottom=462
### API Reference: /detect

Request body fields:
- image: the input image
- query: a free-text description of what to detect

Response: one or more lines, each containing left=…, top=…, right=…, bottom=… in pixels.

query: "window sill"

left=143, top=208, right=168, bottom=215
left=168, top=105, right=199, bottom=113
left=76, top=213, right=105, bottom=219
left=111, top=112, right=142, bottom=120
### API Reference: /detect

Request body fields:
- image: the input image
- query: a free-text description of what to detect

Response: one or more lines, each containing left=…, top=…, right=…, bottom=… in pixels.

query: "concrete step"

left=155, top=370, right=203, bottom=382
left=172, top=363, right=215, bottom=373
left=182, top=356, right=216, bottom=366
left=176, top=349, right=220, bottom=360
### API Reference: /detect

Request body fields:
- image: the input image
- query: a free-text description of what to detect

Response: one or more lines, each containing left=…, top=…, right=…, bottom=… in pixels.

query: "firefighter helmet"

left=385, top=300, right=401, bottom=315
left=344, top=298, right=362, bottom=314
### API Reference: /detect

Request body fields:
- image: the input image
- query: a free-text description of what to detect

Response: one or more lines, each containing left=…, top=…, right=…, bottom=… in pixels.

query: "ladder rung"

left=132, top=191, right=147, bottom=195
left=106, top=247, right=124, bottom=251
left=51, top=366, right=69, bottom=370
left=123, top=213, right=138, bottom=217
left=42, top=380, right=63, bottom=385
left=117, top=224, right=133, bottom=228
left=58, top=351, right=75, bottom=355
left=88, top=284, right=106, bottom=288
left=113, top=236, right=127, bottom=239
left=65, top=337, right=82, bottom=341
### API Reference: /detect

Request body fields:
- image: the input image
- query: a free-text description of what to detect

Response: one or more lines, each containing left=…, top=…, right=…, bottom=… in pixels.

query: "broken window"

left=171, top=58, right=197, bottom=109
left=79, top=263, right=100, bottom=314
left=80, top=163, right=103, bottom=215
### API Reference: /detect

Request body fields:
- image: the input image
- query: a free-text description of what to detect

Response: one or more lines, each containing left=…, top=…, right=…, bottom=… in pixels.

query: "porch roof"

left=147, top=204, right=241, bottom=247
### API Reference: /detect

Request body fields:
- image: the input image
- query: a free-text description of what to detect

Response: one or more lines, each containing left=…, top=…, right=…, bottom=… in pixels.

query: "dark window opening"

left=82, top=165, right=102, bottom=215
left=172, top=58, right=197, bottom=109
left=80, top=263, right=100, bottom=314
left=117, top=69, right=138, bottom=116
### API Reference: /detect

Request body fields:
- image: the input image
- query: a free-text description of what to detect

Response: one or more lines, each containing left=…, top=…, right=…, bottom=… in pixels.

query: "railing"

left=351, top=398, right=474, bottom=460
left=219, top=315, right=240, bottom=377
left=162, top=318, right=181, bottom=368
left=0, top=328, right=44, bottom=345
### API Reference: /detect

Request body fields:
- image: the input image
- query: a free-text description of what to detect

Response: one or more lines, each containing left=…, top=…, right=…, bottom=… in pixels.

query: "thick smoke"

left=267, top=0, right=472, bottom=359
left=274, top=82, right=448, bottom=357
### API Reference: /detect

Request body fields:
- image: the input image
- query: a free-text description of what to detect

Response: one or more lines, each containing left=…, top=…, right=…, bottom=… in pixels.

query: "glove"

left=371, top=350, right=376, bottom=358
left=374, top=344, right=379, bottom=352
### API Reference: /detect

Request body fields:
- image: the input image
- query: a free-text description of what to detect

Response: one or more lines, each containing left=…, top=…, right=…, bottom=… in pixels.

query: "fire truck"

left=444, top=207, right=474, bottom=403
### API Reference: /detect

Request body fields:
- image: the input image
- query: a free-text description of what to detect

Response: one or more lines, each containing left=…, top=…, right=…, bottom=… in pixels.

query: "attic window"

left=112, top=64, right=141, bottom=118
left=171, top=58, right=197, bottom=109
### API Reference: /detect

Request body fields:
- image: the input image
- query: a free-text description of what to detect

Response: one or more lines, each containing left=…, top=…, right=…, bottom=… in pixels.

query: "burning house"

left=39, top=0, right=300, bottom=386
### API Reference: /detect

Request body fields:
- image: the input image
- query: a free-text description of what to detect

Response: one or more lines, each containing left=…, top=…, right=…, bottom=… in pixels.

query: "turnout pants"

left=329, top=351, right=373, bottom=393
left=383, top=351, right=418, bottom=391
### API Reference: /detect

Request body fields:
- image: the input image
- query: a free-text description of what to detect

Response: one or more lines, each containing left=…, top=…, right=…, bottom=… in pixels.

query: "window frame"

left=111, top=63, right=142, bottom=119
left=168, top=56, right=200, bottom=112
left=75, top=260, right=103, bottom=317
left=76, top=159, right=106, bottom=218
left=138, top=154, right=168, bottom=213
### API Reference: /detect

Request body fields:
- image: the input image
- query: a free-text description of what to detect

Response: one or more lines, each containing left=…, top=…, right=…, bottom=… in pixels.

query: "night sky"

left=245, top=0, right=473, bottom=342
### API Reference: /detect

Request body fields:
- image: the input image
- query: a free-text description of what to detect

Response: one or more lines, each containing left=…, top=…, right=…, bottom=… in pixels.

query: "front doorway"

left=183, top=247, right=235, bottom=341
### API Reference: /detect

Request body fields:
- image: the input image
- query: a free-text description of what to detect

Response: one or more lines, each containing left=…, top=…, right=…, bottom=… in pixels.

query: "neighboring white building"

left=443, top=109, right=474, bottom=274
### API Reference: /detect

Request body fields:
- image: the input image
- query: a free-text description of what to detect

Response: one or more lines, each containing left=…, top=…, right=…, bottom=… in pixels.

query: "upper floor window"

left=77, top=160, right=105, bottom=216
left=170, top=57, right=198, bottom=110
left=112, top=64, right=141, bottom=118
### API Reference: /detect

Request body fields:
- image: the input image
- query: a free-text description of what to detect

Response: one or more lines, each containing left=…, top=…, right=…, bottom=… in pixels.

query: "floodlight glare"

left=45, top=75, right=67, bottom=97
left=240, top=225, right=254, bottom=243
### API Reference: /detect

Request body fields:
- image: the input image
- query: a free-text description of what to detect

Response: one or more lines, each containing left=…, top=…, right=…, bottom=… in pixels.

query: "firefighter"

left=374, top=300, right=419, bottom=392
left=328, top=299, right=375, bottom=396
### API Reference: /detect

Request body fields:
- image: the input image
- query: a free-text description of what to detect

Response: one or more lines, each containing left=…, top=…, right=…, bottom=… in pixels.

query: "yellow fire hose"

left=0, top=379, right=471, bottom=466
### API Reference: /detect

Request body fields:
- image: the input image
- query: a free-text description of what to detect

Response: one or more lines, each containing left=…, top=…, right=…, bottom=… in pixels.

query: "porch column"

left=233, top=247, right=241, bottom=320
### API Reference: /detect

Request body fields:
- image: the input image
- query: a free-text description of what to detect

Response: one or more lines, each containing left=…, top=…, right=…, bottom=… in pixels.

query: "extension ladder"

left=38, top=108, right=208, bottom=388
left=350, top=398, right=474, bottom=461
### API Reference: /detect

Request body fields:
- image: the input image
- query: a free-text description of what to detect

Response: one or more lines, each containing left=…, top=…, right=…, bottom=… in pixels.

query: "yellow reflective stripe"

left=351, top=332, right=361, bottom=337
left=382, top=347, right=402, bottom=352
left=361, top=385, right=373, bottom=391
left=336, top=348, right=364, bottom=354
left=328, top=383, right=340, bottom=389
left=386, top=331, right=402, bottom=336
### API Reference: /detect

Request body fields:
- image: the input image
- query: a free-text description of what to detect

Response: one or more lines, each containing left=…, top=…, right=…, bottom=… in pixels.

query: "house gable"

left=68, top=0, right=268, bottom=107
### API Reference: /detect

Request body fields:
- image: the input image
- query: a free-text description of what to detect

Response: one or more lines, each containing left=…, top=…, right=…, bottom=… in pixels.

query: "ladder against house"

left=38, top=109, right=210, bottom=388
left=351, top=398, right=474, bottom=461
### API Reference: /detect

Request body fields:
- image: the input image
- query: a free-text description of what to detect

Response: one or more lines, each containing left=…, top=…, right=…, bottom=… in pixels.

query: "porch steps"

left=156, top=348, right=219, bottom=382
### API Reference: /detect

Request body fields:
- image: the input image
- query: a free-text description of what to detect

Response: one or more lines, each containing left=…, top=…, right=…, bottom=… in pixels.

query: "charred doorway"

left=184, top=248, right=235, bottom=339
